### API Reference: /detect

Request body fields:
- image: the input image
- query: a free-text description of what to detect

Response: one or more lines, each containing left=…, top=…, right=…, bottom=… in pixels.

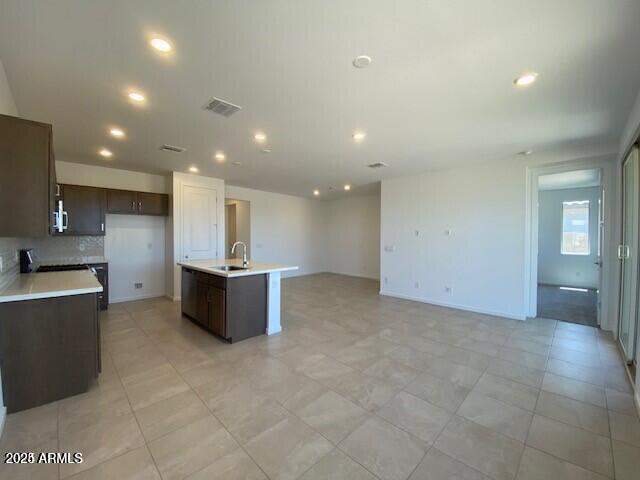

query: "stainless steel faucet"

left=231, top=241, right=249, bottom=267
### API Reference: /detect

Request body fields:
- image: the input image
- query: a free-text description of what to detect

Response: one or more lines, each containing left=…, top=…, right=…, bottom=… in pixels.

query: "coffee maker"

left=19, top=248, right=34, bottom=273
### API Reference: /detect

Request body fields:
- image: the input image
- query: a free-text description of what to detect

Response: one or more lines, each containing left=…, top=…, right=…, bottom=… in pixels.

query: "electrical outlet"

left=135, top=282, right=143, bottom=289
left=384, top=245, right=395, bottom=252
left=414, top=281, right=420, bottom=289
left=415, top=230, right=420, bottom=237
left=384, top=276, right=388, bottom=284
left=445, top=286, right=452, bottom=294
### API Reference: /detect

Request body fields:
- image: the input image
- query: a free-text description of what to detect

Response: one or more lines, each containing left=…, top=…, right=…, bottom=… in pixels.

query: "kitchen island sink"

left=178, top=259, right=297, bottom=342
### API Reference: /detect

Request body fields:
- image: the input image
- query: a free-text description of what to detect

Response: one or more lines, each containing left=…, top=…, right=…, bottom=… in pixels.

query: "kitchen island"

left=177, top=259, right=297, bottom=342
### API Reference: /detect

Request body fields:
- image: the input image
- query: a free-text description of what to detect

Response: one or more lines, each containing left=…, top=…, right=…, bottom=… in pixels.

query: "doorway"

left=535, top=169, right=603, bottom=326
left=224, top=198, right=251, bottom=260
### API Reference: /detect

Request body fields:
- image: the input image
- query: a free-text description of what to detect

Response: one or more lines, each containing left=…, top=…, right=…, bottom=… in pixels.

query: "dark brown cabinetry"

left=106, top=189, right=138, bottom=214
left=0, top=293, right=100, bottom=413
left=106, top=189, right=168, bottom=216
left=181, top=267, right=266, bottom=343
left=90, top=263, right=109, bottom=310
left=137, top=192, right=168, bottom=215
left=57, top=184, right=106, bottom=236
left=0, top=114, right=56, bottom=237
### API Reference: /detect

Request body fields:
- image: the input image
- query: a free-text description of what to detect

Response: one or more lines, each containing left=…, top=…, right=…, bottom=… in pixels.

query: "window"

left=561, top=200, right=590, bottom=255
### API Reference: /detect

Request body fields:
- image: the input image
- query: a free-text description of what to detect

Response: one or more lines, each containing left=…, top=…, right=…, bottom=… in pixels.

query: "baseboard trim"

left=109, top=292, right=167, bottom=304
left=328, top=271, right=380, bottom=281
left=379, top=290, right=527, bottom=321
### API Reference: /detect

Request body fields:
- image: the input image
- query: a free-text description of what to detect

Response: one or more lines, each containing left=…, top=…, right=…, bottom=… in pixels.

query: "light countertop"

left=178, top=258, right=298, bottom=278
left=0, top=270, right=103, bottom=303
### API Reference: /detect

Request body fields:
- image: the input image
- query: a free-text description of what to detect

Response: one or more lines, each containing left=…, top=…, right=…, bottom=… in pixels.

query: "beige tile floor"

left=1, top=273, right=639, bottom=480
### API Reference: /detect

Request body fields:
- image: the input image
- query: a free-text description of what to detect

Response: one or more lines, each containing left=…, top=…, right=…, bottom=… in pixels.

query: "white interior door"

left=182, top=185, right=218, bottom=260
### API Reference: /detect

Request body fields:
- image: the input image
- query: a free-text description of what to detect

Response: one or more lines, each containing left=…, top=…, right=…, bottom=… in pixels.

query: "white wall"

left=0, top=57, right=16, bottom=436
left=224, top=185, right=327, bottom=277
left=380, top=155, right=618, bottom=322
left=327, top=193, right=380, bottom=279
left=56, top=161, right=167, bottom=193
left=56, top=161, right=169, bottom=303
left=537, top=187, right=600, bottom=288
left=381, top=160, right=527, bottom=319
left=104, top=215, right=166, bottom=302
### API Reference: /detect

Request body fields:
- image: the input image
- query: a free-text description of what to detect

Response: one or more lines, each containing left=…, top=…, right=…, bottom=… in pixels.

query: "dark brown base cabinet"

left=90, top=263, right=109, bottom=310
left=0, top=293, right=100, bottom=413
left=181, top=267, right=267, bottom=343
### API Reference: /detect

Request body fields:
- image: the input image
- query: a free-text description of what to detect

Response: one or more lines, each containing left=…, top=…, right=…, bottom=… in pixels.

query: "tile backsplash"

left=0, top=236, right=104, bottom=290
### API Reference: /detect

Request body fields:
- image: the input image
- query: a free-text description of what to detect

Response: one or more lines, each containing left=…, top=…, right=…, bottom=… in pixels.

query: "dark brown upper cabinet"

left=137, top=192, right=168, bottom=216
left=57, top=184, right=106, bottom=236
left=106, top=189, right=138, bottom=214
left=0, top=114, right=57, bottom=237
left=106, top=189, right=168, bottom=216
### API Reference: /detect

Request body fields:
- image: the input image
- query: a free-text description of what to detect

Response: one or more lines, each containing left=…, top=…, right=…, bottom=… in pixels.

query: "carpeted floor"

left=537, top=284, right=598, bottom=326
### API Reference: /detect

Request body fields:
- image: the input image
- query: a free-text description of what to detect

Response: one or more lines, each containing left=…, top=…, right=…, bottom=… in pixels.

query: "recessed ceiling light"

left=150, top=37, right=172, bottom=53
left=344, top=184, right=351, bottom=191
left=313, top=190, right=320, bottom=196
left=513, top=72, right=538, bottom=87
left=128, top=91, right=146, bottom=103
left=254, top=132, right=267, bottom=143
left=261, top=149, right=272, bottom=154
left=233, top=161, right=242, bottom=166
left=353, top=55, right=372, bottom=68
left=215, top=151, right=226, bottom=162
left=353, top=131, right=366, bottom=142
left=109, top=127, right=125, bottom=138
left=99, top=148, right=113, bottom=158
left=519, top=150, right=534, bottom=156
left=188, top=166, right=199, bottom=173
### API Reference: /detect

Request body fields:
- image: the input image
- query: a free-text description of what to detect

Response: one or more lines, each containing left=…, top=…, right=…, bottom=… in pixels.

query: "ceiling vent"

left=204, top=97, right=242, bottom=117
left=367, top=162, right=389, bottom=169
left=160, top=144, right=186, bottom=154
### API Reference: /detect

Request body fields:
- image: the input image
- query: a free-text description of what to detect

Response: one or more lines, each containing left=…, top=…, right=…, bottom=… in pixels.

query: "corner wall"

left=380, top=154, right=618, bottom=321
left=327, top=194, right=381, bottom=279
left=224, top=185, right=328, bottom=277
left=55, top=161, right=168, bottom=303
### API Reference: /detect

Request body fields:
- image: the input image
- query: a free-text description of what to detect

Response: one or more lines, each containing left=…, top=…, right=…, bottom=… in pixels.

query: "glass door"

left=619, top=145, right=639, bottom=363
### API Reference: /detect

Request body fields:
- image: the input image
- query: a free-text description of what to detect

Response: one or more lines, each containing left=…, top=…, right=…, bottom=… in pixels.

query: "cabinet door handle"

left=101, top=223, right=104, bottom=232
left=138, top=201, right=142, bottom=211
left=56, top=184, right=60, bottom=196
left=131, top=201, right=135, bottom=211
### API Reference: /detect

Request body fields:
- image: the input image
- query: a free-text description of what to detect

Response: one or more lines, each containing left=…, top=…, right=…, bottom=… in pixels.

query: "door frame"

left=525, top=156, right=617, bottom=331
left=618, top=146, right=640, bottom=362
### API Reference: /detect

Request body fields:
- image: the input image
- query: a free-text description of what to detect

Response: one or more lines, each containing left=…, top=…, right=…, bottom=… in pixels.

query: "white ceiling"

left=1, top=0, right=639, bottom=199
left=538, top=169, right=601, bottom=190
